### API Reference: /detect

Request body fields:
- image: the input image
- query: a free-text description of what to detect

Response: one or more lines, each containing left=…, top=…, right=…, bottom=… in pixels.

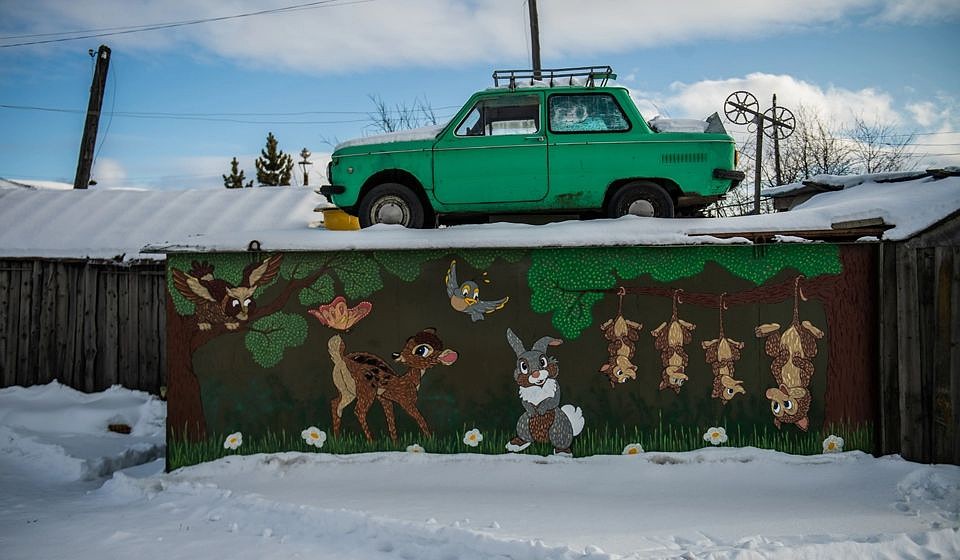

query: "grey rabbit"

left=504, top=328, right=585, bottom=456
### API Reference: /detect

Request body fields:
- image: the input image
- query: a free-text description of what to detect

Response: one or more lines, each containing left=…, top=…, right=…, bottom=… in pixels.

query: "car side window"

left=549, top=93, right=630, bottom=133
left=454, top=95, right=540, bottom=137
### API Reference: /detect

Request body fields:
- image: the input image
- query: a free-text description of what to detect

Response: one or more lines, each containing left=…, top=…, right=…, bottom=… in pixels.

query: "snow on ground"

left=1, top=382, right=959, bottom=559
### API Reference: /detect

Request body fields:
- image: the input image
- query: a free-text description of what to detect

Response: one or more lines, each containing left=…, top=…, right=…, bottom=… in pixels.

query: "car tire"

left=357, top=183, right=428, bottom=228
left=607, top=181, right=675, bottom=219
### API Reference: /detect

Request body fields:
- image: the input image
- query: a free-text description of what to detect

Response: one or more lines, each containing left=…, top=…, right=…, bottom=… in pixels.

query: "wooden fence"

left=0, top=259, right=166, bottom=394
left=879, top=236, right=960, bottom=465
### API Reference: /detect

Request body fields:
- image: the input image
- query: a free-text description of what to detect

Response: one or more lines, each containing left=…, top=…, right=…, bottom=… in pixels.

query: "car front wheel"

left=357, top=183, right=428, bottom=228
left=607, top=181, right=675, bottom=219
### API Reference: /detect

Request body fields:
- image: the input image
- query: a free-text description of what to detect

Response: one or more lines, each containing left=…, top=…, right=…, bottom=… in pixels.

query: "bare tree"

left=366, top=95, right=438, bottom=133
left=772, top=106, right=854, bottom=185
left=706, top=105, right=913, bottom=217
left=847, top=117, right=916, bottom=173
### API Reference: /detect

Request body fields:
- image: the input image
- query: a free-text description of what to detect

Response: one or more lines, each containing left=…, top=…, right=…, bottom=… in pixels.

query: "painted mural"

left=165, top=244, right=878, bottom=469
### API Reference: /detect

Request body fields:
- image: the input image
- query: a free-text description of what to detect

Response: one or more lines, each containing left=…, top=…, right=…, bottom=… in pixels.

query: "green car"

left=321, top=66, right=744, bottom=228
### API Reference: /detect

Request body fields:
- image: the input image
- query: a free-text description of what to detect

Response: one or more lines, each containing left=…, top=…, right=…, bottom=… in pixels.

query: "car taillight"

left=734, top=150, right=740, bottom=167
left=326, top=160, right=334, bottom=183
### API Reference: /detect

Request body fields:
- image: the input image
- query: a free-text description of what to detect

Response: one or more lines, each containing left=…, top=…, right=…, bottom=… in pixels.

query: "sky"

left=0, top=0, right=958, bottom=191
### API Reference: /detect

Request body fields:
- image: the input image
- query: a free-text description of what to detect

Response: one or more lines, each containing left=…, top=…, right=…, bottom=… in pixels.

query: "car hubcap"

left=372, top=196, right=408, bottom=225
left=627, top=199, right=656, bottom=217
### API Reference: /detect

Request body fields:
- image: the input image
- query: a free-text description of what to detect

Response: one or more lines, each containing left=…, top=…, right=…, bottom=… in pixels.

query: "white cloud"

left=91, top=158, right=135, bottom=189
left=640, top=72, right=902, bottom=128
left=632, top=73, right=960, bottom=168
left=4, top=0, right=915, bottom=73
left=871, top=0, right=960, bottom=24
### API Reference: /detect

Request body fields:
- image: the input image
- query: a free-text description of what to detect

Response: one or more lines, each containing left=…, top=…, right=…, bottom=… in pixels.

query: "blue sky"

left=1, top=0, right=958, bottom=190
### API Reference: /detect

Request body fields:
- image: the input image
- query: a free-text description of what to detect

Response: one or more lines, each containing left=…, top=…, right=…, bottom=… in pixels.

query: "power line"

left=0, top=103, right=459, bottom=117
left=0, top=0, right=373, bottom=48
left=0, top=103, right=457, bottom=125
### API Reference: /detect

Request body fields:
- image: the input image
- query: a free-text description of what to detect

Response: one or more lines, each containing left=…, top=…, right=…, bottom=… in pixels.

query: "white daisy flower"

left=301, top=426, right=327, bottom=448
left=223, top=431, right=243, bottom=450
left=822, top=434, right=844, bottom=453
left=622, top=443, right=644, bottom=455
left=703, top=427, right=728, bottom=446
left=463, top=428, right=483, bottom=447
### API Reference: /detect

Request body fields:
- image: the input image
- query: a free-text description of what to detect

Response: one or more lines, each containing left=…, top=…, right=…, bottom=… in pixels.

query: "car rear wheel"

left=357, top=183, right=428, bottom=228
left=607, top=181, right=675, bottom=219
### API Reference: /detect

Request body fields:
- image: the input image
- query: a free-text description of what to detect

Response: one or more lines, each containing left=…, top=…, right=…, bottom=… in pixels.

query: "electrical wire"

left=0, top=0, right=373, bottom=48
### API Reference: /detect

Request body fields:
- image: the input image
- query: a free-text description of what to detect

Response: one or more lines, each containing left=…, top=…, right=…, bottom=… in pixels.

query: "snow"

left=2, top=382, right=959, bottom=559
left=4, top=172, right=959, bottom=261
left=646, top=116, right=709, bottom=133
left=334, top=123, right=447, bottom=150
left=144, top=172, right=960, bottom=254
left=0, top=177, right=74, bottom=190
left=0, top=186, right=323, bottom=261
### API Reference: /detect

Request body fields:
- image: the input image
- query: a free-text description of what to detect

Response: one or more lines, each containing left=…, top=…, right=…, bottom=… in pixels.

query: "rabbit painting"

left=504, top=328, right=585, bottom=456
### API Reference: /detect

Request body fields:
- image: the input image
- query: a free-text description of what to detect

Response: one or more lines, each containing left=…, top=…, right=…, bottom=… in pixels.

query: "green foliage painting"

left=527, top=244, right=841, bottom=339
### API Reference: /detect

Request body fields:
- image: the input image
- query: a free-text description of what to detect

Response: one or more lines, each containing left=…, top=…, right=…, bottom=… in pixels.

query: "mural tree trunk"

left=167, top=263, right=327, bottom=442
left=805, top=246, right=877, bottom=426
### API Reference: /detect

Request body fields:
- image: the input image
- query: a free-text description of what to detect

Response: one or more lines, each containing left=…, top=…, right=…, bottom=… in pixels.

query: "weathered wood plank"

left=877, top=244, right=900, bottom=456
left=103, top=270, right=119, bottom=389
left=917, top=247, right=937, bottom=463
left=117, top=272, right=133, bottom=390
left=53, top=262, right=70, bottom=386
left=120, top=273, right=140, bottom=388
left=82, top=265, right=98, bottom=392
left=36, top=262, right=58, bottom=385
left=60, top=266, right=82, bottom=387
left=16, top=261, right=33, bottom=387
left=26, top=261, right=42, bottom=385
left=951, top=249, right=960, bottom=465
left=896, top=245, right=925, bottom=462
left=0, top=263, right=13, bottom=387
left=931, top=247, right=954, bottom=464
left=139, top=270, right=160, bottom=393
left=156, top=270, right=168, bottom=394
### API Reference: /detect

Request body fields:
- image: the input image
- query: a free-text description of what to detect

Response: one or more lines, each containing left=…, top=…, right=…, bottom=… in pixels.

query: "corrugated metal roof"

left=0, top=187, right=321, bottom=261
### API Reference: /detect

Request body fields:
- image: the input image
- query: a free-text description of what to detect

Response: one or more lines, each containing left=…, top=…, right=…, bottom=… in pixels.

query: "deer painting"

left=326, top=328, right=458, bottom=442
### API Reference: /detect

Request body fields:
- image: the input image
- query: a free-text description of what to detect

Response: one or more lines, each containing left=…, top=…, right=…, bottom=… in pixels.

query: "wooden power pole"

left=527, top=0, right=541, bottom=79
left=73, top=44, right=111, bottom=190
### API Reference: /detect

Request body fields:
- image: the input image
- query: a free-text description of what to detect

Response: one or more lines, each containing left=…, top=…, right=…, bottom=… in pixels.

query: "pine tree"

left=255, top=132, right=294, bottom=186
left=222, top=157, right=253, bottom=188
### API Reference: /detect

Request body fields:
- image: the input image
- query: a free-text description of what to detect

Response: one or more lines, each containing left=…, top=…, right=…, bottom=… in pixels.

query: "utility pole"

left=73, top=44, right=111, bottom=190
left=527, top=0, right=541, bottom=79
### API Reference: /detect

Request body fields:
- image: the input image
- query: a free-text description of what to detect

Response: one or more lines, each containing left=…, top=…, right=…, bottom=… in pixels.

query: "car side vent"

left=662, top=153, right=707, bottom=164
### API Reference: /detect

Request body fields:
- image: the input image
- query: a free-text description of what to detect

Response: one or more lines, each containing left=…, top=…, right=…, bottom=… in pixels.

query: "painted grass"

left=168, top=421, right=874, bottom=471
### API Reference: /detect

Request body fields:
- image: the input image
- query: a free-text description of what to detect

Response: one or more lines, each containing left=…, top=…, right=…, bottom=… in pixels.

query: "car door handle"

left=524, top=136, right=544, bottom=142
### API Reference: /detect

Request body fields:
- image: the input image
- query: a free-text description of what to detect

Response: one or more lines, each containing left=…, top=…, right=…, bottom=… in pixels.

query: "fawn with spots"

left=327, top=328, right=458, bottom=442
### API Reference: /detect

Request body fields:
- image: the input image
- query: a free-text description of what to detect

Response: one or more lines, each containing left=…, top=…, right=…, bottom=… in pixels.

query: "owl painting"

left=172, top=254, right=283, bottom=330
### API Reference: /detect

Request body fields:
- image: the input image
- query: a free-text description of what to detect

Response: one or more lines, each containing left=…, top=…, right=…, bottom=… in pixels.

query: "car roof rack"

left=492, top=66, right=616, bottom=89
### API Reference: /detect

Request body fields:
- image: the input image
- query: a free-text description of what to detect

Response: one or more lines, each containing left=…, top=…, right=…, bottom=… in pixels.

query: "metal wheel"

left=763, top=106, right=796, bottom=140
left=724, top=91, right=759, bottom=125
left=606, top=181, right=675, bottom=219
left=357, top=183, right=427, bottom=228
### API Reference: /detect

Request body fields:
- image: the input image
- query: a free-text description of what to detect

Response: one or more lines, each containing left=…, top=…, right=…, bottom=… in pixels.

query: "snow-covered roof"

left=0, top=177, right=74, bottom=190
left=145, top=171, right=960, bottom=254
left=0, top=187, right=321, bottom=262
left=3, top=172, right=957, bottom=261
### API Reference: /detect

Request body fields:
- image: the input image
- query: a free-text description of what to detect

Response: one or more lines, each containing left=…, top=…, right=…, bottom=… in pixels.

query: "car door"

left=433, top=93, right=548, bottom=205
left=546, top=92, right=633, bottom=208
